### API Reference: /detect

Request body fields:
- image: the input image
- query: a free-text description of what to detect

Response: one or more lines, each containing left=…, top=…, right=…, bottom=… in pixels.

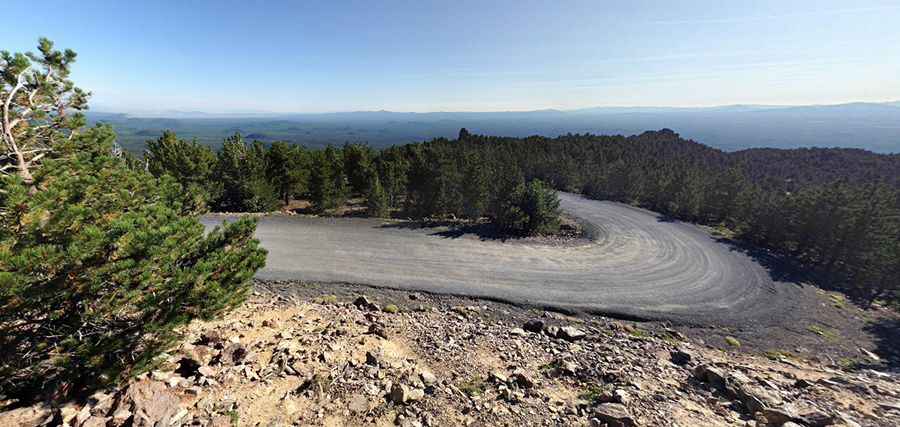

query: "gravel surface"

left=202, top=192, right=813, bottom=326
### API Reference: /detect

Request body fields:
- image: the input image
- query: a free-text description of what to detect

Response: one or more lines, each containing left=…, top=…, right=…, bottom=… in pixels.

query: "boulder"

left=115, top=379, right=182, bottom=427
left=669, top=349, right=692, bottom=366
left=592, top=403, right=637, bottom=427
left=389, top=384, right=424, bottom=404
left=0, top=405, right=53, bottom=427
left=523, top=319, right=545, bottom=333
left=557, top=326, right=586, bottom=341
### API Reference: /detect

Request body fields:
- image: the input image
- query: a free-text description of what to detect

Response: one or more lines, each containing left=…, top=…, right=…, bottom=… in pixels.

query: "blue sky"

left=4, top=0, right=899, bottom=113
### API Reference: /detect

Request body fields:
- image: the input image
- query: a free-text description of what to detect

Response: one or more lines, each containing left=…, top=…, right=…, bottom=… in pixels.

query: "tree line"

left=147, top=128, right=899, bottom=300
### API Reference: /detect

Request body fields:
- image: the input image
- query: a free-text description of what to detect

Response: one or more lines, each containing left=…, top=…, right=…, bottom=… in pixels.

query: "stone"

left=419, top=370, right=437, bottom=386
left=523, top=319, right=545, bottom=333
left=116, top=379, right=182, bottom=427
left=511, top=371, right=536, bottom=389
left=354, top=296, right=380, bottom=311
left=198, top=365, right=216, bottom=378
left=796, top=409, right=834, bottom=427
left=389, top=384, right=424, bottom=404
left=110, top=408, right=133, bottom=426
left=669, top=349, right=692, bottom=366
left=544, top=325, right=560, bottom=338
left=761, top=407, right=796, bottom=426
left=219, top=342, right=248, bottom=365
left=557, top=326, right=586, bottom=341
left=490, top=371, right=509, bottom=384
left=348, top=394, right=369, bottom=414
left=593, top=403, right=636, bottom=427
left=509, top=327, right=527, bottom=337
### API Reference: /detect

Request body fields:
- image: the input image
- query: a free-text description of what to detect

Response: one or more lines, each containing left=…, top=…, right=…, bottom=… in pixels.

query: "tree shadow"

left=379, top=220, right=522, bottom=242
left=862, top=317, right=900, bottom=370
left=712, top=237, right=810, bottom=286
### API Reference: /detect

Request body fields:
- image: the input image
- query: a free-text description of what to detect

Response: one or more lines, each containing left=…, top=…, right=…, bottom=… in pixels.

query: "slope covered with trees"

left=148, top=128, right=899, bottom=301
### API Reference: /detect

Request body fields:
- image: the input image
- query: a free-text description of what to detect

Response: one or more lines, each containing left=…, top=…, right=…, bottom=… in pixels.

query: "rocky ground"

left=3, top=281, right=899, bottom=427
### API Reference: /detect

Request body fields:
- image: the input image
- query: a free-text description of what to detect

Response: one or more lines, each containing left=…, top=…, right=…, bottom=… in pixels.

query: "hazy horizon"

left=5, top=0, right=900, bottom=113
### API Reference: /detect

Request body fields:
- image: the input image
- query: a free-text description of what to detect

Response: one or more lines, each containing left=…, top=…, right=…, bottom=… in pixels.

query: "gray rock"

left=0, top=405, right=53, bottom=427
left=593, top=403, right=637, bottom=427
left=669, top=349, right=692, bottom=366
left=523, top=319, right=545, bottom=333
left=557, top=326, right=586, bottom=341
left=389, top=384, right=424, bottom=404
left=115, top=380, right=182, bottom=427
left=419, top=370, right=437, bottom=386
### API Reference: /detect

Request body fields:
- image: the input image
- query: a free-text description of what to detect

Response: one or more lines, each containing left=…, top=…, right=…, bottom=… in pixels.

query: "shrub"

left=0, top=127, right=267, bottom=402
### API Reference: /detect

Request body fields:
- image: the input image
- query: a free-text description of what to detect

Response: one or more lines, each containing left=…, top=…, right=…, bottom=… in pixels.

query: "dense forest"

left=145, top=128, right=900, bottom=301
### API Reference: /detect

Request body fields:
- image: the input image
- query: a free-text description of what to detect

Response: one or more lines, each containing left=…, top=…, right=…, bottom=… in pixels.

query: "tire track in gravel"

left=203, top=192, right=807, bottom=326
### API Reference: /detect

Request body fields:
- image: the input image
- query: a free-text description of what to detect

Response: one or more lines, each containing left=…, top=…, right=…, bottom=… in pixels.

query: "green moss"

left=807, top=325, right=839, bottom=342
left=724, top=336, right=741, bottom=347
left=383, top=304, right=400, bottom=314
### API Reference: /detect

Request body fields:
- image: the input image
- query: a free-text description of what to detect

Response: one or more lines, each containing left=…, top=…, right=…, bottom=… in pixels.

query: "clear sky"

left=4, top=0, right=899, bottom=113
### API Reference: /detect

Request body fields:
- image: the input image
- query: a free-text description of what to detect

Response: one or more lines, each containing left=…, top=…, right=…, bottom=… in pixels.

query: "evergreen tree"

left=214, top=134, right=278, bottom=212
left=266, top=141, right=306, bottom=206
left=342, top=143, right=374, bottom=194
left=366, top=172, right=390, bottom=218
left=145, top=130, right=219, bottom=208
left=309, top=146, right=348, bottom=212
left=1, top=38, right=89, bottom=187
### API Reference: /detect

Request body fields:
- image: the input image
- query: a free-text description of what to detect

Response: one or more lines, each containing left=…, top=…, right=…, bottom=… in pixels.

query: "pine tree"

left=214, top=134, right=278, bottom=212
left=366, top=172, right=390, bottom=218
left=266, top=141, right=306, bottom=206
left=309, top=146, right=348, bottom=212
left=0, top=124, right=267, bottom=402
left=145, top=130, right=219, bottom=209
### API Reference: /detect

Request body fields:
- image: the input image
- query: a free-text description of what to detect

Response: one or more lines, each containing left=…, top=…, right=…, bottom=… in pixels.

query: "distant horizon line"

left=89, top=99, right=900, bottom=118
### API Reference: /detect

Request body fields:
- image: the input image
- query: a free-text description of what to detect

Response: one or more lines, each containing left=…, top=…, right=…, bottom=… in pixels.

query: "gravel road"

left=203, top=193, right=808, bottom=325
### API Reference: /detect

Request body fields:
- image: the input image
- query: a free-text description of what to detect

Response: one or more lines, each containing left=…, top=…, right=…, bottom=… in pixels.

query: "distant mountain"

left=90, top=101, right=900, bottom=153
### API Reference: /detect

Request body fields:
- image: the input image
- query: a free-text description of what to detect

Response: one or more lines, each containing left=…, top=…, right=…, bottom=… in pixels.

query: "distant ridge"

left=89, top=100, right=900, bottom=154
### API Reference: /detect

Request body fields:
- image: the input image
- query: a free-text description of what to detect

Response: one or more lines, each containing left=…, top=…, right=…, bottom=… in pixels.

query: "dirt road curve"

left=203, top=193, right=806, bottom=325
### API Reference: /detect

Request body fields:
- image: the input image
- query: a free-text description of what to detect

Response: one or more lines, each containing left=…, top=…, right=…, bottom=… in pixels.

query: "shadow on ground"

left=378, top=221, right=522, bottom=241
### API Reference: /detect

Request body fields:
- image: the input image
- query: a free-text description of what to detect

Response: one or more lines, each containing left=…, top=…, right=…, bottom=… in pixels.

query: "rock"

left=669, top=349, right=692, bottom=366
left=490, top=371, right=509, bottom=384
left=0, top=405, right=53, bottom=427
left=354, top=296, right=380, bottom=311
left=59, top=405, right=79, bottom=426
left=110, top=408, right=133, bottom=426
left=761, top=407, right=796, bottom=426
left=557, top=326, right=586, bottom=341
left=544, top=325, right=560, bottom=338
left=593, top=403, right=636, bottom=427
left=780, top=422, right=803, bottom=427
left=368, top=323, right=388, bottom=339
left=198, top=365, right=216, bottom=378
left=509, top=327, right=527, bottom=337
left=523, top=319, right=545, bottom=333
left=116, top=379, right=182, bottom=427
left=389, top=384, right=424, bottom=404
left=510, top=371, right=536, bottom=389
left=366, top=351, right=380, bottom=366
left=348, top=394, right=369, bottom=414
left=693, top=365, right=781, bottom=415
left=693, top=365, right=727, bottom=390
left=419, top=370, right=437, bottom=386
left=797, top=409, right=835, bottom=427
left=219, top=342, right=248, bottom=365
